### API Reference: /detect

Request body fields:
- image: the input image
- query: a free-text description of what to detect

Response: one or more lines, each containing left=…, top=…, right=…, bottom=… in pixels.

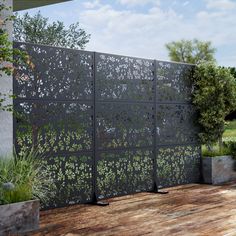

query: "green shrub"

left=0, top=150, right=54, bottom=205
left=193, top=63, right=236, bottom=150
left=223, top=137, right=236, bottom=159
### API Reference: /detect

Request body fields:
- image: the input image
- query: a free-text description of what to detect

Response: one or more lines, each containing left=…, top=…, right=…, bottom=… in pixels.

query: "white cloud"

left=83, top=0, right=101, bottom=9
left=79, top=4, right=183, bottom=60
left=117, top=0, right=160, bottom=7
left=205, top=0, right=236, bottom=10
left=77, top=1, right=236, bottom=66
left=196, top=10, right=236, bottom=45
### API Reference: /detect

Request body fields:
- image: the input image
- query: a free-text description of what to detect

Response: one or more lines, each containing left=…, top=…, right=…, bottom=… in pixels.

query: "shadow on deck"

left=28, top=182, right=236, bottom=236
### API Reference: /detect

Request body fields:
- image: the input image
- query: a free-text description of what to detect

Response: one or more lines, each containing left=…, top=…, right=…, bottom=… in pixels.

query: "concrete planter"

left=202, top=155, right=236, bottom=185
left=0, top=199, right=40, bottom=235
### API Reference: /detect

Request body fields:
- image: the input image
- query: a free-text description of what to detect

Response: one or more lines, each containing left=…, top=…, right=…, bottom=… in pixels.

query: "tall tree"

left=166, top=39, right=216, bottom=64
left=13, top=12, right=90, bottom=49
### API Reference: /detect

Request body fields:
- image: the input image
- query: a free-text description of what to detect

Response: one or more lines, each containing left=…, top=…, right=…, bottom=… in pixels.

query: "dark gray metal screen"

left=13, top=42, right=201, bottom=208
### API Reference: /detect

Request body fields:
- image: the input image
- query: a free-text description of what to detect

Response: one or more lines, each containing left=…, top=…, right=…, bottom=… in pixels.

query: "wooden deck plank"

left=26, top=182, right=236, bottom=236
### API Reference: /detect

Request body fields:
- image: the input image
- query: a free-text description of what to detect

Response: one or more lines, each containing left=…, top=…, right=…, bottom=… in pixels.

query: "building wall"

left=0, top=0, right=13, bottom=156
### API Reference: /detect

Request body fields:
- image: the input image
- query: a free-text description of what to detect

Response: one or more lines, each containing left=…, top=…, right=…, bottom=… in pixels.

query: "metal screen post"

left=91, top=52, right=109, bottom=206
left=151, top=59, right=168, bottom=194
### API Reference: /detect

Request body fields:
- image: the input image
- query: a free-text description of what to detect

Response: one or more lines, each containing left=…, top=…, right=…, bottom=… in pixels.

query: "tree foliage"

left=166, top=39, right=216, bottom=64
left=0, top=1, right=27, bottom=111
left=0, top=2, right=15, bottom=77
left=229, top=67, right=236, bottom=78
left=14, top=11, right=90, bottom=49
left=193, top=63, right=236, bottom=149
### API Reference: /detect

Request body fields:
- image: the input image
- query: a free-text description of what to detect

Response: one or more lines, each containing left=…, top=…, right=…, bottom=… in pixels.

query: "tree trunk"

left=207, top=143, right=213, bottom=152
left=219, top=135, right=223, bottom=153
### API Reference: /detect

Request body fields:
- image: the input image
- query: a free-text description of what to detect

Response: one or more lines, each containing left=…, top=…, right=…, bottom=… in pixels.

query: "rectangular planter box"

left=0, top=199, right=39, bottom=235
left=202, top=155, right=236, bottom=185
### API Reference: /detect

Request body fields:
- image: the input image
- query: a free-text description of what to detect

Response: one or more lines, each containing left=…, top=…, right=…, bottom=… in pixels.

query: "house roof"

left=13, top=0, right=71, bottom=11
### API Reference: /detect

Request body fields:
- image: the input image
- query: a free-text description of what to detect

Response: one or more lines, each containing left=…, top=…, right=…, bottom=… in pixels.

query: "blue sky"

left=18, top=0, right=236, bottom=67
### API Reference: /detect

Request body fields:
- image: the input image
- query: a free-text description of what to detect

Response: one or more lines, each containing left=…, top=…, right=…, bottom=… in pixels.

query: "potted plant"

left=201, top=144, right=236, bottom=185
left=0, top=150, right=53, bottom=235
left=192, top=63, right=236, bottom=185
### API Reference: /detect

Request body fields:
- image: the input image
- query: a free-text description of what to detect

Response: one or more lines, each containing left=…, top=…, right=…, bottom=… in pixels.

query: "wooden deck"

left=29, top=182, right=236, bottom=236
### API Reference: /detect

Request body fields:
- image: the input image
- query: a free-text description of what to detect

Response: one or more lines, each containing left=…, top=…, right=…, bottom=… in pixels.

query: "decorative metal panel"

left=14, top=42, right=93, bottom=101
left=156, top=104, right=199, bottom=145
left=156, top=61, right=194, bottom=103
left=14, top=41, right=201, bottom=209
left=96, top=103, right=154, bottom=150
left=96, top=149, right=154, bottom=199
left=155, top=61, right=200, bottom=188
left=15, top=101, right=93, bottom=156
left=42, top=153, right=93, bottom=209
left=14, top=42, right=94, bottom=208
left=96, top=53, right=155, bottom=101
left=156, top=145, right=201, bottom=188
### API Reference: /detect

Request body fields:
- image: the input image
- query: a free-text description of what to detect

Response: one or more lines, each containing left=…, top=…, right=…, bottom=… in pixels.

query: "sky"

left=18, top=0, right=236, bottom=67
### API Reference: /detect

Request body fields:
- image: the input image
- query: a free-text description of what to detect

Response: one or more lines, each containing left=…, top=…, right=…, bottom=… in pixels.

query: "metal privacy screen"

left=13, top=42, right=201, bottom=209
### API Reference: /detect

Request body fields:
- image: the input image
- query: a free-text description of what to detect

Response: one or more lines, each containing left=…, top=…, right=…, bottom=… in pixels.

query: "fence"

left=14, top=42, right=201, bottom=208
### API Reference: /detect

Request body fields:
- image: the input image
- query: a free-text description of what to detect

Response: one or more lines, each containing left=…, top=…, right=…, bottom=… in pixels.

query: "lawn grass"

left=223, top=120, right=236, bottom=138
